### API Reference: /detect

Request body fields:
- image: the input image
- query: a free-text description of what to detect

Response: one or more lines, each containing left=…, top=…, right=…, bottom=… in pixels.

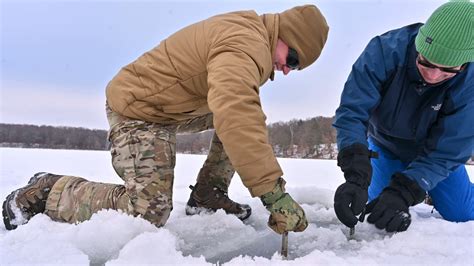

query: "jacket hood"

left=276, top=4, right=329, bottom=70
left=260, top=13, right=279, bottom=80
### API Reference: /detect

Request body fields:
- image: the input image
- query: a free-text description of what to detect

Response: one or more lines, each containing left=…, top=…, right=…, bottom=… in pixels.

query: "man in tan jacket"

left=3, top=5, right=329, bottom=235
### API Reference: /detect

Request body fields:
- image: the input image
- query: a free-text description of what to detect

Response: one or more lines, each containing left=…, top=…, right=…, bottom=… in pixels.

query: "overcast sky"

left=1, top=0, right=446, bottom=129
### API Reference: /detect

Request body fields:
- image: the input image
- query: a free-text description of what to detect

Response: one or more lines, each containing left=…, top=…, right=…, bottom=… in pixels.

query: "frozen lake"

left=1, top=148, right=473, bottom=265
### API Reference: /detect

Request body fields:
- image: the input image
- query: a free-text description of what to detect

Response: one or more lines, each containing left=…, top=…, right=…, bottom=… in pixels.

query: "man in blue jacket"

left=333, top=1, right=473, bottom=233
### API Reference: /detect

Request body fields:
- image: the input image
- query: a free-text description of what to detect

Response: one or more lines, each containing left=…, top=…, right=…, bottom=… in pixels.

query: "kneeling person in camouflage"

left=3, top=4, right=329, bottom=234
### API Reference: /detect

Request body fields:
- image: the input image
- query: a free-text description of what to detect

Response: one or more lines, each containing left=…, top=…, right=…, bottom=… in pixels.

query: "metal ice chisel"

left=348, top=208, right=366, bottom=240
left=349, top=227, right=355, bottom=239
left=281, top=231, right=288, bottom=259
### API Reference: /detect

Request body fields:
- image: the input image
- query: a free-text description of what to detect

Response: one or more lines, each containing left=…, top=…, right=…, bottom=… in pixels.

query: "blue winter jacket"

left=333, top=23, right=474, bottom=191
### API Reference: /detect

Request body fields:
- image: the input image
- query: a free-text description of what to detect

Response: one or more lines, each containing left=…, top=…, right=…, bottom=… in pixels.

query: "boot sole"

left=185, top=205, right=216, bottom=216
left=235, top=206, right=252, bottom=221
left=2, top=193, right=18, bottom=230
left=185, top=203, right=252, bottom=221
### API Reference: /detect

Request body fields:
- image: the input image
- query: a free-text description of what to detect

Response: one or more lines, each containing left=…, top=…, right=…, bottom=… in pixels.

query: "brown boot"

left=2, top=172, right=62, bottom=230
left=185, top=183, right=251, bottom=221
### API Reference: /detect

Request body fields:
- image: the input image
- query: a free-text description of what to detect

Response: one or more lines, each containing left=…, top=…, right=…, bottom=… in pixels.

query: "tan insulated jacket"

left=106, top=7, right=328, bottom=197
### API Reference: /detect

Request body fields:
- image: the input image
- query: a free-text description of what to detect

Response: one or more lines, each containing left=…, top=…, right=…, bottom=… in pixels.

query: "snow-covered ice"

left=1, top=147, right=473, bottom=265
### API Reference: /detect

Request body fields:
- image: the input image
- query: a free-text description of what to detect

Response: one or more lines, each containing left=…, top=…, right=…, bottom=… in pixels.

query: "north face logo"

left=425, top=37, right=433, bottom=44
left=431, top=103, right=442, bottom=111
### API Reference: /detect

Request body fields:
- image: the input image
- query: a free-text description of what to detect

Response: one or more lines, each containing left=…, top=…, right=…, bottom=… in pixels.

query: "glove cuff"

left=390, top=173, right=426, bottom=206
left=260, top=178, right=286, bottom=206
left=337, top=143, right=378, bottom=189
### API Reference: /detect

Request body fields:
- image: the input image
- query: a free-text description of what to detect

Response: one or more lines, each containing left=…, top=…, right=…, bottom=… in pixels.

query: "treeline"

left=176, top=116, right=338, bottom=159
left=1, top=122, right=473, bottom=163
left=0, top=118, right=338, bottom=158
left=0, top=124, right=109, bottom=150
left=268, top=117, right=337, bottom=158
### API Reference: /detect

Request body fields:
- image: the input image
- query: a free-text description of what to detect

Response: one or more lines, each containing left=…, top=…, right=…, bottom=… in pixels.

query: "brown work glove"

left=260, top=178, right=308, bottom=234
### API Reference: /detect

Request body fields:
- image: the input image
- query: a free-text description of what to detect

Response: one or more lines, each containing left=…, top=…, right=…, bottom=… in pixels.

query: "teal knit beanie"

left=415, top=0, right=474, bottom=67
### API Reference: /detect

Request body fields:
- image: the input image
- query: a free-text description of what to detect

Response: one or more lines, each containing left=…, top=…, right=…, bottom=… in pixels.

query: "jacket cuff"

left=248, top=178, right=279, bottom=197
left=260, top=178, right=286, bottom=205
left=337, top=143, right=375, bottom=188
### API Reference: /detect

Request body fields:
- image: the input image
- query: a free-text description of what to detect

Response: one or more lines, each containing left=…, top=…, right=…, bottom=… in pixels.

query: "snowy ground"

left=0, top=147, right=473, bottom=265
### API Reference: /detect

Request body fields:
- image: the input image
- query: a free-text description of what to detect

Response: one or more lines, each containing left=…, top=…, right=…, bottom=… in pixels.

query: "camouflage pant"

left=44, top=106, right=235, bottom=227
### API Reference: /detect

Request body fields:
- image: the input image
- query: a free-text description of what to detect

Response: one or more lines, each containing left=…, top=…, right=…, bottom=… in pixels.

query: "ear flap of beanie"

left=278, top=5, right=329, bottom=69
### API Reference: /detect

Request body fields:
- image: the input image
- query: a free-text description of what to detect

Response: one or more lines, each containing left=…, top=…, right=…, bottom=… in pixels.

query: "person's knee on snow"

left=131, top=177, right=174, bottom=227
left=434, top=202, right=473, bottom=222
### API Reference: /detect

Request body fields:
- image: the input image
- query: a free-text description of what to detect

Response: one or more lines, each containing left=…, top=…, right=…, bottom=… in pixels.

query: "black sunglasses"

left=417, top=55, right=465, bottom=74
left=286, top=47, right=300, bottom=70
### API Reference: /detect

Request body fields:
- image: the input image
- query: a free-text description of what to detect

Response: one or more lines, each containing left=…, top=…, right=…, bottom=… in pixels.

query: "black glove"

left=334, top=143, right=378, bottom=228
left=366, top=172, right=426, bottom=232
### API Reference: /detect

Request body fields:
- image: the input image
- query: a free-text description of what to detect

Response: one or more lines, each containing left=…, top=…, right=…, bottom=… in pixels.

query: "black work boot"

left=185, top=183, right=252, bottom=221
left=3, top=172, right=62, bottom=230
